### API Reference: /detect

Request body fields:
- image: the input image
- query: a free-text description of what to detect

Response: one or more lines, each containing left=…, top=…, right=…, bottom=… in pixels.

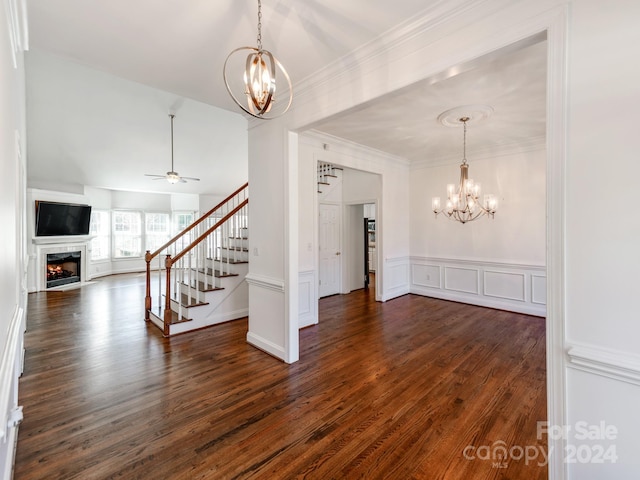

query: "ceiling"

left=26, top=1, right=546, bottom=194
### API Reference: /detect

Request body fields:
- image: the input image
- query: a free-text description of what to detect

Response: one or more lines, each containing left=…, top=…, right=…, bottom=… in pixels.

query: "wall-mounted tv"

left=35, top=201, right=92, bottom=236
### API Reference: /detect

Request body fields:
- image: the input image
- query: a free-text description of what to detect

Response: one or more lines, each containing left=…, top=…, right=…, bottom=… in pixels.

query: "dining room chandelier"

left=431, top=115, right=497, bottom=224
left=223, top=0, right=293, bottom=119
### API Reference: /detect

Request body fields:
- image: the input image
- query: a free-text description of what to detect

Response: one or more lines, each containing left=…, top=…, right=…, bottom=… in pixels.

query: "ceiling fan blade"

left=145, top=174, right=165, bottom=178
left=181, top=176, right=201, bottom=181
left=179, top=178, right=188, bottom=183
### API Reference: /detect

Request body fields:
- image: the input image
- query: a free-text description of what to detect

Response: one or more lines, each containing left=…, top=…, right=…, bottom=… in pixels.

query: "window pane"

left=90, top=210, right=110, bottom=261
left=173, top=212, right=196, bottom=233
left=113, top=211, right=142, bottom=258
left=145, top=212, right=171, bottom=252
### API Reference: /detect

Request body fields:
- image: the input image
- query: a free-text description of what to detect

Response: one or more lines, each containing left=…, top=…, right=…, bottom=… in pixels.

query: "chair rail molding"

left=245, top=273, right=285, bottom=292
left=567, top=342, right=640, bottom=387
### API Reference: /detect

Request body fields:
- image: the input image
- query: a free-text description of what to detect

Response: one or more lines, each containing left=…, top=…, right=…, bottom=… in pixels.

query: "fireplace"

left=46, top=251, right=81, bottom=288
left=33, top=236, right=90, bottom=293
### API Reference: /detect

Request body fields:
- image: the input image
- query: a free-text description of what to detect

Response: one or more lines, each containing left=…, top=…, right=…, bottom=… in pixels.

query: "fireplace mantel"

left=33, top=235, right=93, bottom=245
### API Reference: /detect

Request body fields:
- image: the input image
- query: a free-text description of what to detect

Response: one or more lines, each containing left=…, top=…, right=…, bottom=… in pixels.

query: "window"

left=145, top=213, right=171, bottom=253
left=172, top=211, right=196, bottom=250
left=89, top=210, right=110, bottom=261
left=112, top=211, right=142, bottom=258
left=173, top=211, right=195, bottom=234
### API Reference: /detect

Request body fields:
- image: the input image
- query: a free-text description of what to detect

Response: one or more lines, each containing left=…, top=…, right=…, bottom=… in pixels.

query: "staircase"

left=317, top=162, right=342, bottom=195
left=145, top=183, right=249, bottom=336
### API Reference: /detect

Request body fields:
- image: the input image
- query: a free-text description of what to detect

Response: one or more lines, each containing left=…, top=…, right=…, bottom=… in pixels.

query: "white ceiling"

left=312, top=40, right=547, bottom=165
left=26, top=0, right=547, bottom=194
left=27, top=0, right=434, bottom=112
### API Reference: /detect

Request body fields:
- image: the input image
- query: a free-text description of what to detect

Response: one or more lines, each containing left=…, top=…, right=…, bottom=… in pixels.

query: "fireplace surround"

left=34, top=239, right=89, bottom=291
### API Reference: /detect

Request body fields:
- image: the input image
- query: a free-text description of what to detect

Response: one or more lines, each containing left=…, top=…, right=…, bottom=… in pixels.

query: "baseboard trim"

left=169, top=309, right=248, bottom=336
left=567, top=342, right=640, bottom=387
left=411, top=287, right=546, bottom=317
left=246, top=332, right=286, bottom=362
left=409, top=256, right=546, bottom=317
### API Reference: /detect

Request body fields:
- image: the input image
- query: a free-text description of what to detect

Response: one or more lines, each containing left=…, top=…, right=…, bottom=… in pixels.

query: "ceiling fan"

left=145, top=113, right=200, bottom=184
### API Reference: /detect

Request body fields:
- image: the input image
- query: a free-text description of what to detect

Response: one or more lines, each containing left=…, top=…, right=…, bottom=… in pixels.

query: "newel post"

left=163, top=254, right=173, bottom=337
left=144, top=250, right=152, bottom=321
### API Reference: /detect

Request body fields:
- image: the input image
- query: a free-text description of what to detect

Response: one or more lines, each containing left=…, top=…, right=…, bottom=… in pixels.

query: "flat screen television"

left=35, top=201, right=92, bottom=236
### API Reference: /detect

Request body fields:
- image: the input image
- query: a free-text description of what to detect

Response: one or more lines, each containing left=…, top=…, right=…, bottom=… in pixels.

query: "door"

left=319, top=203, right=341, bottom=297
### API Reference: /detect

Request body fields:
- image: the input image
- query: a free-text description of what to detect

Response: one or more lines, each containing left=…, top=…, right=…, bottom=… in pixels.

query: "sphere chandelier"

left=223, top=0, right=293, bottom=120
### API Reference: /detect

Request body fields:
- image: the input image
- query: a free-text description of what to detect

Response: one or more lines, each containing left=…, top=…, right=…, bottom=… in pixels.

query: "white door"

left=319, top=204, right=341, bottom=297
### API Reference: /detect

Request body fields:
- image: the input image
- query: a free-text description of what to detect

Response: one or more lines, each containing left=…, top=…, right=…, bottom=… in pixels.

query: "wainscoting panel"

left=531, top=274, right=547, bottom=305
left=383, top=257, right=410, bottom=301
left=298, top=270, right=317, bottom=328
left=246, top=274, right=286, bottom=360
left=444, top=266, right=479, bottom=295
left=410, top=257, right=546, bottom=317
left=484, top=270, right=526, bottom=302
left=411, top=264, right=441, bottom=289
left=0, top=306, right=24, bottom=480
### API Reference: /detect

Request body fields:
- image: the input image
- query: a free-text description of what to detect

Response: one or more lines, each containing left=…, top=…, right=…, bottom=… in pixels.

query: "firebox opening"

left=46, top=251, right=81, bottom=288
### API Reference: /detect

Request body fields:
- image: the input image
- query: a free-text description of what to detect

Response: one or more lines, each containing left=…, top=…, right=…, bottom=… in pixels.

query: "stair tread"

left=166, top=291, right=211, bottom=307
left=196, top=267, right=239, bottom=278
left=180, top=280, right=225, bottom=293
left=229, top=236, right=249, bottom=240
left=220, top=247, right=249, bottom=252
left=148, top=307, right=191, bottom=325
left=218, top=258, right=248, bottom=264
left=205, top=256, right=248, bottom=265
left=317, top=181, right=330, bottom=185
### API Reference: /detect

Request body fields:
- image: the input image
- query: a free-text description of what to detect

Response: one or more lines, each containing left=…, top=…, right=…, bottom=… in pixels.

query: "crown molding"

left=4, top=0, right=29, bottom=68
left=292, top=0, right=492, bottom=109
left=302, top=130, right=411, bottom=169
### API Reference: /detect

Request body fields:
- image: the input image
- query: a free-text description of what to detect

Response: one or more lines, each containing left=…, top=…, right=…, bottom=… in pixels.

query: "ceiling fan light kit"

left=431, top=106, right=498, bottom=224
left=145, top=114, right=200, bottom=184
left=223, top=0, right=293, bottom=119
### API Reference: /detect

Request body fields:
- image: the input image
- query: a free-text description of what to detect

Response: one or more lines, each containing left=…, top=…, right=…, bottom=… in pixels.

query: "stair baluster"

left=145, top=182, right=248, bottom=335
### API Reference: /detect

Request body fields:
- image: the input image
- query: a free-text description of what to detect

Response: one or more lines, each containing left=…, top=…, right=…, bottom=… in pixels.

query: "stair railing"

left=145, top=183, right=248, bottom=334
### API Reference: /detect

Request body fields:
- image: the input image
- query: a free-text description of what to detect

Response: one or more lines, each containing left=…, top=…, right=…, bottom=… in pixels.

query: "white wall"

left=298, top=131, right=409, bottom=304
left=0, top=1, right=27, bottom=478
left=111, top=190, right=171, bottom=211
left=411, top=148, right=545, bottom=264
left=562, top=1, right=640, bottom=477
left=342, top=169, right=379, bottom=293
left=345, top=204, right=365, bottom=292
left=409, top=147, right=546, bottom=316
left=246, top=119, right=297, bottom=362
left=199, top=194, right=225, bottom=214
left=252, top=0, right=640, bottom=477
left=343, top=169, right=380, bottom=204
left=25, top=49, right=248, bottom=197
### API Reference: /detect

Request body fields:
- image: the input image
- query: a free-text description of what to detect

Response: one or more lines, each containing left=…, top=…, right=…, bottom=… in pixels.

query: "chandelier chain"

left=256, top=0, right=263, bottom=51
left=461, top=117, right=468, bottom=165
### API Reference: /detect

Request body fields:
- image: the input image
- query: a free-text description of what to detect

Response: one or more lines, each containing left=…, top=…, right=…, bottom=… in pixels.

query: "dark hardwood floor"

left=15, top=273, right=547, bottom=479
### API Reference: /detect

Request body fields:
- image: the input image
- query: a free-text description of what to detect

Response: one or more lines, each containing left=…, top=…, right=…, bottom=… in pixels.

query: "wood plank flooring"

left=15, top=273, right=547, bottom=479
